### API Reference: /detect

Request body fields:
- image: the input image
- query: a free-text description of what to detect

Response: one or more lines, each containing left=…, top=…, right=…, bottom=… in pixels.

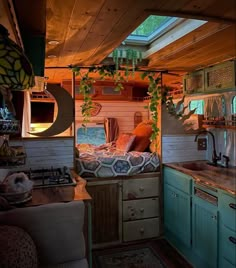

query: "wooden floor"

left=92, top=238, right=193, bottom=268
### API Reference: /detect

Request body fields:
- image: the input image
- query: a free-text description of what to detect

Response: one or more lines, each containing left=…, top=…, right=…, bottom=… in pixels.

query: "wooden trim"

left=144, top=9, right=236, bottom=24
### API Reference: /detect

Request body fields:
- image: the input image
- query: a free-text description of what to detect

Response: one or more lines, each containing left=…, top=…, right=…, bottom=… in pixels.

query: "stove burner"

left=18, top=166, right=77, bottom=188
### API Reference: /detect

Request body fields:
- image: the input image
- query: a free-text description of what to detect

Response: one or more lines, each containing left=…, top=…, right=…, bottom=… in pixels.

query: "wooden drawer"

left=220, top=225, right=236, bottom=266
left=123, top=198, right=159, bottom=221
left=219, top=192, right=236, bottom=230
left=163, top=166, right=192, bottom=194
left=123, top=177, right=159, bottom=200
left=123, top=218, right=160, bottom=242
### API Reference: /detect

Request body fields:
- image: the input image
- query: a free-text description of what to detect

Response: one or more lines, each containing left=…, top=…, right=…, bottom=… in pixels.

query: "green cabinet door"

left=192, top=196, right=218, bottom=268
left=164, top=183, right=191, bottom=247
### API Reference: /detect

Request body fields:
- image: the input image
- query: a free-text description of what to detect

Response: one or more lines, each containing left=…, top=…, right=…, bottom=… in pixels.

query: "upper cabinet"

left=205, top=61, right=236, bottom=92
left=184, top=60, right=236, bottom=95
left=183, top=70, right=204, bottom=95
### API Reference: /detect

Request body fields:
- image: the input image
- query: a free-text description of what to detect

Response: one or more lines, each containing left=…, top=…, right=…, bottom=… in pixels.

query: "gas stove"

left=20, top=166, right=77, bottom=188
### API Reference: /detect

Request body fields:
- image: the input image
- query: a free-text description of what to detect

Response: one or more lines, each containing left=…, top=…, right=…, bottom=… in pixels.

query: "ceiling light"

left=47, top=55, right=57, bottom=58
left=48, top=40, right=59, bottom=45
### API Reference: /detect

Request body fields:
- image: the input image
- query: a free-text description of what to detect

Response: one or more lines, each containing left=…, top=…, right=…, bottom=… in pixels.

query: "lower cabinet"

left=164, top=184, right=191, bottom=247
left=86, top=179, right=122, bottom=246
left=87, top=172, right=160, bottom=247
left=218, top=191, right=236, bottom=268
left=163, top=165, right=235, bottom=268
left=192, top=195, right=218, bottom=268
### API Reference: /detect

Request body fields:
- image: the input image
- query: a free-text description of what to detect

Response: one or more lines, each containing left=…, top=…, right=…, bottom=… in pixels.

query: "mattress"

left=75, top=143, right=159, bottom=178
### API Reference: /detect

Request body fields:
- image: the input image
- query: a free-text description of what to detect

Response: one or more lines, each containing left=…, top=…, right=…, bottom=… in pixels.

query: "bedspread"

left=75, top=144, right=159, bottom=178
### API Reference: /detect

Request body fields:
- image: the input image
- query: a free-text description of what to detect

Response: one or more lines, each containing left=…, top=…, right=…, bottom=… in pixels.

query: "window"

left=102, top=87, right=121, bottom=95
left=189, top=100, right=204, bottom=114
left=77, top=126, right=105, bottom=145
left=75, top=86, right=95, bottom=95
left=125, top=16, right=207, bottom=46
left=232, top=96, right=236, bottom=114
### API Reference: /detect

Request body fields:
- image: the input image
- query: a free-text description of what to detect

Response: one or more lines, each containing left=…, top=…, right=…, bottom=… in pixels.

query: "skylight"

left=126, top=16, right=180, bottom=44
left=131, top=15, right=175, bottom=37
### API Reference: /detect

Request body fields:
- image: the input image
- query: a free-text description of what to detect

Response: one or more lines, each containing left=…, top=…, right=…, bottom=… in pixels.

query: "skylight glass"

left=126, top=15, right=180, bottom=44
left=131, top=15, right=173, bottom=37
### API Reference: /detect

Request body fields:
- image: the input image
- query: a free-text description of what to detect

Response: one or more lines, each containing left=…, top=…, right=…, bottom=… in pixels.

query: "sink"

left=179, top=162, right=209, bottom=171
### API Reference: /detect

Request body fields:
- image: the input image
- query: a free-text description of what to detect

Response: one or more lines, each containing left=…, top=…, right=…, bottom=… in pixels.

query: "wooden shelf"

left=203, top=124, right=236, bottom=130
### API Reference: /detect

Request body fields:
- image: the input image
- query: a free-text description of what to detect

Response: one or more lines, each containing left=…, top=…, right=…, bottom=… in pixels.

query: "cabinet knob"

left=140, top=208, right=144, bottom=213
left=139, top=228, right=144, bottom=233
left=139, top=187, right=144, bottom=192
left=229, top=203, right=236, bottom=210
left=229, top=236, right=236, bottom=244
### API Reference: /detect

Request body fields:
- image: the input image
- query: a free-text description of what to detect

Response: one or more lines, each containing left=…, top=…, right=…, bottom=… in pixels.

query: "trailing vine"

left=141, top=72, right=161, bottom=147
left=71, top=65, right=178, bottom=151
left=72, top=65, right=125, bottom=127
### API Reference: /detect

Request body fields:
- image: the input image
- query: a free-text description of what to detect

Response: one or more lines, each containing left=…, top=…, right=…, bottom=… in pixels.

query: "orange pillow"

left=116, top=133, right=136, bottom=152
left=132, top=120, right=153, bottom=152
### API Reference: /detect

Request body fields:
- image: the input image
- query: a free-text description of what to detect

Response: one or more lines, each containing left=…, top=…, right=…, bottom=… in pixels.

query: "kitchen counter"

left=8, top=170, right=92, bottom=208
left=164, top=160, right=236, bottom=195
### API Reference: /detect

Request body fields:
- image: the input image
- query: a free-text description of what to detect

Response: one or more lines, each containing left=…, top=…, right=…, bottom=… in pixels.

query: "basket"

left=0, top=190, right=32, bottom=204
left=0, top=153, right=26, bottom=166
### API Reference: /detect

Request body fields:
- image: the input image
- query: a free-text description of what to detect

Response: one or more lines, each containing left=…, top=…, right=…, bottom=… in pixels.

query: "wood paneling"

left=75, top=100, right=149, bottom=138
left=87, top=181, right=121, bottom=244
left=6, top=0, right=234, bottom=86
left=10, top=137, right=74, bottom=169
left=162, top=135, right=206, bottom=163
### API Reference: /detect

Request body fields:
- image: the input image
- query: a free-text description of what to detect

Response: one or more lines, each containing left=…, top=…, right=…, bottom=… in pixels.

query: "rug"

left=93, top=239, right=193, bottom=268
left=93, top=243, right=166, bottom=268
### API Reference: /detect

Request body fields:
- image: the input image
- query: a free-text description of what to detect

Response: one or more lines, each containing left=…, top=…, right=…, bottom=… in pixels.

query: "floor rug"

left=93, top=244, right=165, bottom=268
left=93, top=239, right=192, bottom=268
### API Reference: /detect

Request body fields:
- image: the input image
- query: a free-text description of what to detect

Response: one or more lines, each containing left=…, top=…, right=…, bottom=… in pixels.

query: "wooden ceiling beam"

left=144, top=9, right=236, bottom=24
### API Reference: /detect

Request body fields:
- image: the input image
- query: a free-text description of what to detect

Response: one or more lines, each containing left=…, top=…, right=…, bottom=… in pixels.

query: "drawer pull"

left=229, top=203, right=236, bottom=210
left=139, top=228, right=144, bottom=233
left=229, top=236, right=236, bottom=244
left=140, top=208, right=144, bottom=213
left=211, top=215, right=217, bottom=220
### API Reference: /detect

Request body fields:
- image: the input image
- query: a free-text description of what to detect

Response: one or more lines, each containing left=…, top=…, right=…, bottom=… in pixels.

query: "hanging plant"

left=112, top=48, right=142, bottom=79
left=141, top=72, right=161, bottom=150
left=72, top=65, right=181, bottom=152
left=72, top=66, right=125, bottom=126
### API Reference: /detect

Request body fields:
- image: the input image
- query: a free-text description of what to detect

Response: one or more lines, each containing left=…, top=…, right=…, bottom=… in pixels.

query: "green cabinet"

left=163, top=166, right=192, bottom=249
left=164, top=184, right=191, bottom=247
left=218, top=191, right=236, bottom=267
left=163, top=165, right=221, bottom=268
left=192, top=194, right=218, bottom=268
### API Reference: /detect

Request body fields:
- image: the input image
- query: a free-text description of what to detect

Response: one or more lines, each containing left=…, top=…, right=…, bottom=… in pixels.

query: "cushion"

left=116, top=133, right=136, bottom=152
left=132, top=120, right=153, bottom=152
left=0, top=225, right=38, bottom=268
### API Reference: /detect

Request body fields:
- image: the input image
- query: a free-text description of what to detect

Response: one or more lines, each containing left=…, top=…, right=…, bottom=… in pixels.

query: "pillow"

left=132, top=120, right=153, bottom=152
left=116, top=133, right=136, bottom=152
left=0, top=225, right=38, bottom=268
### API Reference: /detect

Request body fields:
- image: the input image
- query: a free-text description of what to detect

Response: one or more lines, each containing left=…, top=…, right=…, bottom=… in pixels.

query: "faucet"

left=194, top=130, right=221, bottom=166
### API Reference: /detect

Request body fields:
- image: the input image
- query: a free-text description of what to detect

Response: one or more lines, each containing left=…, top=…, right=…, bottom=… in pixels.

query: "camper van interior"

left=0, top=0, right=235, bottom=268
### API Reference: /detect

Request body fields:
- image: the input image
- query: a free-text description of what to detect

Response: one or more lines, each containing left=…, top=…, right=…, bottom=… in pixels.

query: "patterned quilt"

left=75, top=143, right=160, bottom=178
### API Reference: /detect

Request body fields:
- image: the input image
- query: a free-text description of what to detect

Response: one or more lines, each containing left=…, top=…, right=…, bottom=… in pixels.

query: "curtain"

left=204, top=95, right=224, bottom=119
left=21, top=91, right=31, bottom=137
left=225, top=130, right=236, bottom=166
left=104, top=118, right=119, bottom=143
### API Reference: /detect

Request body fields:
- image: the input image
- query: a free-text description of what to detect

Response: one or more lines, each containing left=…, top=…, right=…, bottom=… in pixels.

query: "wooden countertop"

left=165, top=161, right=236, bottom=195
left=17, top=171, right=92, bottom=208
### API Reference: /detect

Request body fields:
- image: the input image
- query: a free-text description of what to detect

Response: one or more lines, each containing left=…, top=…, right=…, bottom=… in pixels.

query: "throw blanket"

left=75, top=143, right=159, bottom=178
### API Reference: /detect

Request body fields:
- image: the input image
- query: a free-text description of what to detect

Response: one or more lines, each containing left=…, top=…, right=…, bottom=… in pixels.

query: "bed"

left=75, top=120, right=160, bottom=178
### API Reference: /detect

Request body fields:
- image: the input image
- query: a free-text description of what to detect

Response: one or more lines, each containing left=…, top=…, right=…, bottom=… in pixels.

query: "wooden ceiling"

left=2, top=0, right=236, bottom=87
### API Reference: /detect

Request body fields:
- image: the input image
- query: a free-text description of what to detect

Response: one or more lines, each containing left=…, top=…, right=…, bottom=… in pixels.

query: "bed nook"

left=75, top=119, right=160, bottom=178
